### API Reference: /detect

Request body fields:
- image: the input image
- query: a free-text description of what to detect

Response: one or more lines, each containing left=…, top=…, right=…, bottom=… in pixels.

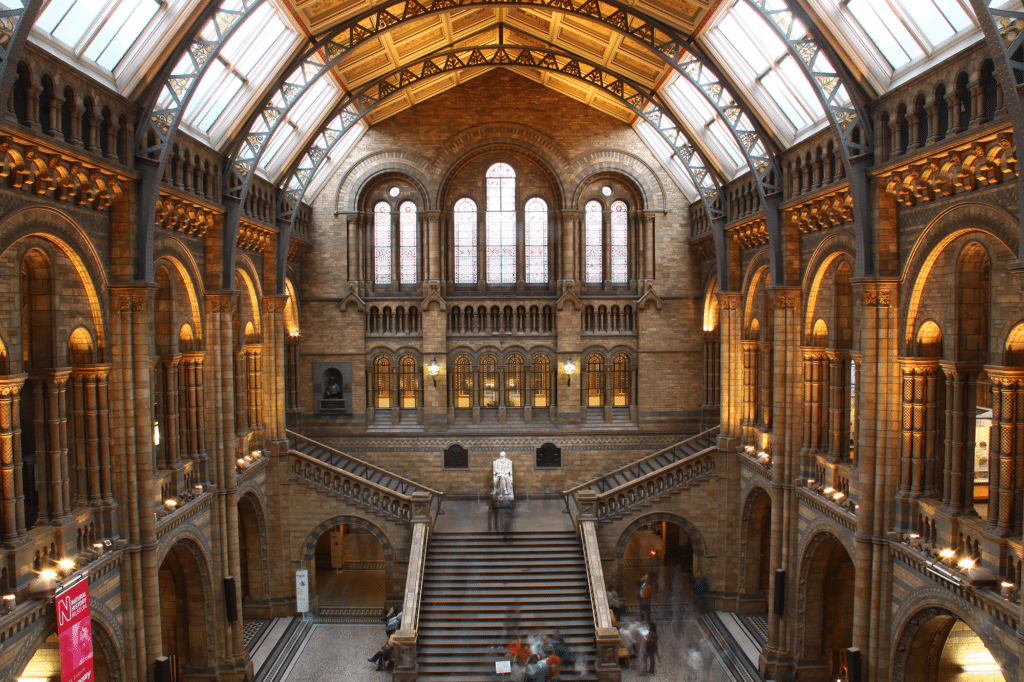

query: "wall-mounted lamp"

left=428, top=358, right=440, bottom=387
left=2, top=593, right=14, bottom=614
left=153, top=421, right=161, bottom=446
left=564, top=358, right=576, bottom=386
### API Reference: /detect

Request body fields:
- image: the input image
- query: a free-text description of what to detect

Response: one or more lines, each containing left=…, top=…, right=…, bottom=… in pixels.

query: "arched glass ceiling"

left=258, top=74, right=341, bottom=181
left=156, top=1, right=304, bottom=144
left=663, top=74, right=747, bottom=180
left=34, top=0, right=200, bottom=84
left=634, top=120, right=699, bottom=201
left=702, top=0, right=836, bottom=142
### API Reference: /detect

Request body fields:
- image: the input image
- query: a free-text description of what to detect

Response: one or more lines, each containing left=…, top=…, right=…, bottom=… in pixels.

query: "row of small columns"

left=155, top=353, right=209, bottom=484
left=741, top=341, right=773, bottom=450
left=800, top=349, right=854, bottom=463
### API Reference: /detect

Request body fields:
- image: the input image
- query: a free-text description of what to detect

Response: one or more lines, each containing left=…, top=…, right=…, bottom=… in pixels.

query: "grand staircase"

left=417, top=531, right=598, bottom=682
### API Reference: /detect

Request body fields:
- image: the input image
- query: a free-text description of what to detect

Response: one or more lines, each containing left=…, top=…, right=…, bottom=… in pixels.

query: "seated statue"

left=492, top=451, right=514, bottom=501
left=323, top=376, right=343, bottom=400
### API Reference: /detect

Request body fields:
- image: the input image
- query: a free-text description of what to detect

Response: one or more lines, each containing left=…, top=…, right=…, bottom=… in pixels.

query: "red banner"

left=56, top=577, right=94, bottom=682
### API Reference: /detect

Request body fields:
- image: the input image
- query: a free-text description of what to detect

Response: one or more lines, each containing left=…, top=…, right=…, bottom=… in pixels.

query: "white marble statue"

left=492, top=451, right=514, bottom=501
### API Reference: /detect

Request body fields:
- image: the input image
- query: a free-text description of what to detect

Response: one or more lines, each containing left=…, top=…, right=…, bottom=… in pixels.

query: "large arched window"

left=486, top=163, right=516, bottom=284
left=481, top=354, right=498, bottom=407
left=586, top=353, right=604, bottom=407
left=585, top=200, right=603, bottom=284
left=374, top=202, right=391, bottom=285
left=507, top=354, right=524, bottom=407
left=454, top=354, right=472, bottom=408
left=399, top=355, right=417, bottom=408
left=613, top=352, right=630, bottom=406
left=611, top=201, right=628, bottom=284
left=454, top=198, right=477, bottom=284
left=532, top=355, right=550, bottom=407
left=399, top=201, right=417, bottom=284
left=525, top=198, right=548, bottom=284
left=374, top=355, right=391, bottom=408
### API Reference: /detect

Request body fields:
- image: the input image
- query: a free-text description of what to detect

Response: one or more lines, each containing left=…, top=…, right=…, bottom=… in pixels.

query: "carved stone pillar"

left=717, top=292, right=743, bottom=442
left=46, top=94, right=63, bottom=138
left=70, top=365, right=112, bottom=511
left=158, top=355, right=182, bottom=475
left=30, top=369, right=73, bottom=526
left=801, top=348, right=829, bottom=458
left=702, top=330, right=721, bottom=431
left=84, top=111, right=101, bottom=153
left=888, top=119, right=902, bottom=160
left=896, top=359, right=940, bottom=529
left=0, top=374, right=27, bottom=546
left=946, top=91, right=963, bottom=135
left=940, top=362, right=982, bottom=516
left=741, top=341, right=759, bottom=449
left=986, top=368, right=1024, bottom=536
left=826, top=350, right=851, bottom=463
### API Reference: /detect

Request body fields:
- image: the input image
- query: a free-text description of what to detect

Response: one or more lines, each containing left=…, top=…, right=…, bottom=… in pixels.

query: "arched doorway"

left=799, top=532, right=855, bottom=682
left=237, top=494, right=268, bottom=618
left=158, top=540, right=212, bottom=679
left=311, top=522, right=387, bottom=612
left=617, top=514, right=705, bottom=620
left=741, top=488, right=772, bottom=612
left=894, top=608, right=1007, bottom=682
left=14, top=620, right=118, bottom=682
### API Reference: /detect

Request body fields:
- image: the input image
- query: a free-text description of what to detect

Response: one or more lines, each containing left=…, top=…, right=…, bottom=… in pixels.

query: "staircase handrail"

left=561, top=426, right=719, bottom=496
left=393, top=496, right=432, bottom=682
left=579, top=520, right=614, bottom=630
left=576, top=499, right=623, bottom=682
left=597, top=445, right=716, bottom=498
left=287, top=430, right=443, bottom=497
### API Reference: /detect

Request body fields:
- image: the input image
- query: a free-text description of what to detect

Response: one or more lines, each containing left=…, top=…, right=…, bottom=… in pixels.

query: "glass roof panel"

left=261, top=78, right=341, bottom=177
left=38, top=0, right=98, bottom=46
left=85, top=1, right=161, bottom=71
left=304, top=121, right=368, bottom=203
left=634, top=121, right=698, bottom=200
left=664, top=76, right=744, bottom=176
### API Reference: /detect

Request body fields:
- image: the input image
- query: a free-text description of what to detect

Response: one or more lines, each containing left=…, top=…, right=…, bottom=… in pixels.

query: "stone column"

left=30, top=369, right=73, bottom=526
left=940, top=362, right=982, bottom=516
left=896, top=359, right=940, bottom=530
left=741, top=341, right=758, bottom=449
left=70, top=366, right=111, bottom=510
left=159, top=355, right=182, bottom=476
left=262, top=295, right=288, bottom=444
left=0, top=374, right=27, bottom=546
left=826, top=351, right=851, bottom=463
left=986, top=368, right=1024, bottom=536
left=801, top=348, right=828, bottom=459
left=717, top=293, right=743, bottom=442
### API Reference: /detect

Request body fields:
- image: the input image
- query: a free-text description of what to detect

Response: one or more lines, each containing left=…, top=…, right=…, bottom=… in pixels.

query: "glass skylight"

left=162, top=2, right=303, bottom=142
left=36, top=0, right=185, bottom=73
left=634, top=121, right=698, bottom=200
left=840, top=0, right=973, bottom=70
left=664, top=76, right=746, bottom=177
left=303, top=121, right=368, bottom=204
left=260, top=76, right=341, bottom=180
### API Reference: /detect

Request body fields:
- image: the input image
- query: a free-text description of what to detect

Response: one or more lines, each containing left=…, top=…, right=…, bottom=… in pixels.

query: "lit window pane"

left=486, top=164, right=515, bottom=284
left=43, top=0, right=98, bottom=46
left=374, top=202, right=391, bottom=285
left=846, top=0, right=917, bottom=68
left=88, top=1, right=161, bottom=71
left=585, top=200, right=602, bottom=284
left=525, top=197, right=548, bottom=284
left=399, top=201, right=417, bottom=284
left=454, top=198, right=477, bottom=284
left=903, top=0, right=955, bottom=45
left=761, top=69, right=812, bottom=129
left=610, top=201, right=627, bottom=284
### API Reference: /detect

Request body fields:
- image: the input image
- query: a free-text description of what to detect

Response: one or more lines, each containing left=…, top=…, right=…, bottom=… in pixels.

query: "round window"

left=389, top=186, right=400, bottom=197
left=601, top=186, right=612, bottom=196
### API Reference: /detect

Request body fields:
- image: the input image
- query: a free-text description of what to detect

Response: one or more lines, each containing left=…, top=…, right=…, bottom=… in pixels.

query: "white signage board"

left=495, top=660, right=511, bottom=674
left=295, top=569, right=309, bottom=613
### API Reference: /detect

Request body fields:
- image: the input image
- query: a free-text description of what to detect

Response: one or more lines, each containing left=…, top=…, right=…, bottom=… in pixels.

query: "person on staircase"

left=637, top=574, right=653, bottom=623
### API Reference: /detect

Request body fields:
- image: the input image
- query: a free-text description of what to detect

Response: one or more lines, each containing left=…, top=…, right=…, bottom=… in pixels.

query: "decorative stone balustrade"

left=592, top=450, right=716, bottom=524
left=290, top=450, right=415, bottom=525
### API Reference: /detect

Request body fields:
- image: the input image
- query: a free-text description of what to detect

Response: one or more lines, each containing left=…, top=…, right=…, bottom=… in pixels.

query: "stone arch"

left=234, top=265, right=262, bottom=343
left=158, top=536, right=216, bottom=675
left=901, top=201, right=1017, bottom=352
left=1005, top=322, right=1024, bottom=367
left=743, top=262, right=771, bottom=340
left=567, top=150, right=665, bottom=210
left=90, top=614, right=125, bottom=682
left=336, top=151, right=433, bottom=212
left=954, top=240, right=991, bottom=363
left=614, top=512, right=709, bottom=594
left=237, top=491, right=270, bottom=609
left=802, top=234, right=855, bottom=346
left=433, top=123, right=570, bottom=208
left=703, top=273, right=719, bottom=333
left=891, top=599, right=1015, bottom=682
left=153, top=238, right=205, bottom=343
left=916, top=319, right=944, bottom=358
left=284, top=278, right=299, bottom=335
left=740, top=486, right=772, bottom=600
left=796, top=529, right=856, bottom=680
left=299, top=515, right=397, bottom=606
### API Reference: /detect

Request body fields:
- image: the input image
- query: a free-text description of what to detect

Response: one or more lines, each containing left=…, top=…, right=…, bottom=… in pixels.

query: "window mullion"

left=391, top=206, right=399, bottom=288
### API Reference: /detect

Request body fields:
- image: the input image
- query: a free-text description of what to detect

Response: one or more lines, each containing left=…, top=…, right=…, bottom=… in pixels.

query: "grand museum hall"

left=1, top=0, right=1023, bottom=681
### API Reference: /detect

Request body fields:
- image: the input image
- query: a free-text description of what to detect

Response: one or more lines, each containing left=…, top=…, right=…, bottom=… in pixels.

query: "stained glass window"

left=374, top=355, right=391, bottom=409
left=586, top=353, right=604, bottom=407
left=374, top=202, right=392, bottom=285
left=611, top=201, right=628, bottom=284
left=486, top=163, right=516, bottom=284
left=532, top=355, right=550, bottom=407
left=585, top=201, right=603, bottom=284
left=454, top=198, right=477, bottom=284
left=613, top=353, right=630, bottom=406
left=507, top=354, right=524, bottom=407
left=481, top=355, right=498, bottom=407
left=454, top=355, right=472, bottom=408
left=400, top=201, right=417, bottom=284
left=525, top=198, right=548, bottom=284
left=400, top=355, right=417, bottom=408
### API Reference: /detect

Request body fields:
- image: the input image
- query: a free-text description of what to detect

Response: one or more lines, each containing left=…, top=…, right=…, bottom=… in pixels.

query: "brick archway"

left=299, top=515, right=398, bottom=608
left=613, top=511, right=708, bottom=598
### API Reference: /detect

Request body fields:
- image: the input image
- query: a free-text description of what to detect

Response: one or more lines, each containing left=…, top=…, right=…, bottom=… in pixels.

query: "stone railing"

left=290, top=450, right=422, bottom=525
left=577, top=491, right=622, bottom=682
left=889, top=540, right=1019, bottom=631
left=392, top=492, right=433, bottom=682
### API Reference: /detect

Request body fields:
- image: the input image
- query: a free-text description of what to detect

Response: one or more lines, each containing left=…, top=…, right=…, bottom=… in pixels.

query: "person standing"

left=637, top=574, right=653, bottom=623
left=642, top=622, right=659, bottom=675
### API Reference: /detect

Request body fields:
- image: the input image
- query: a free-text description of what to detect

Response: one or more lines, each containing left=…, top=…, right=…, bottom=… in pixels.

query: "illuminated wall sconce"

left=1001, top=581, right=1016, bottom=600
left=2, top=593, right=14, bottom=614
left=563, top=358, right=576, bottom=386
left=164, top=498, right=179, bottom=511
left=428, top=358, right=440, bottom=387
left=153, top=421, right=161, bottom=446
